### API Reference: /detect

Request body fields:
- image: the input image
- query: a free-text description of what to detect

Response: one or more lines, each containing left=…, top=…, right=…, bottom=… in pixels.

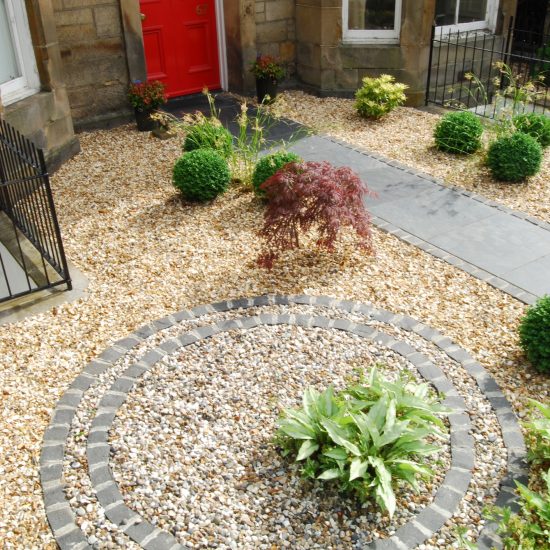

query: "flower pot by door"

left=134, top=108, right=159, bottom=131
left=256, top=78, right=278, bottom=104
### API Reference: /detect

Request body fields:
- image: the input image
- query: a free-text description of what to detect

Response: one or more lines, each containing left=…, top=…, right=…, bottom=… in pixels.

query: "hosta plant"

left=276, top=368, right=449, bottom=517
left=483, top=399, right=550, bottom=549
left=524, top=399, right=550, bottom=467
left=355, top=74, right=408, bottom=119
left=257, top=160, right=375, bottom=268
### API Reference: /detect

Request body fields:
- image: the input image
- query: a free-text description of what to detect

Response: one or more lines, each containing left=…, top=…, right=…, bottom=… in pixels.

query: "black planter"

left=256, top=78, right=278, bottom=104
left=134, top=108, right=159, bottom=132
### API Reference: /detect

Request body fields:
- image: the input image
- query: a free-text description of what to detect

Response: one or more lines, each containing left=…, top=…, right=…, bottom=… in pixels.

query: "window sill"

left=1, top=85, right=39, bottom=107
left=341, top=37, right=400, bottom=45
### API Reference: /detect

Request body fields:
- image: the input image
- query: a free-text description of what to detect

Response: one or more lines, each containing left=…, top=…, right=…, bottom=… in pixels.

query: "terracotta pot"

left=134, top=108, right=159, bottom=131
left=256, top=78, right=278, bottom=104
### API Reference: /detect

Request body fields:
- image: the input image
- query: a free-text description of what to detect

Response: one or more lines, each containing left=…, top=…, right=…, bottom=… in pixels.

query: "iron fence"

left=0, top=118, right=71, bottom=303
left=426, top=20, right=550, bottom=119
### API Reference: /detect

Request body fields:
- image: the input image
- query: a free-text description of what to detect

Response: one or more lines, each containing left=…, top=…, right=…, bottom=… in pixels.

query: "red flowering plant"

left=257, top=161, right=376, bottom=269
left=250, top=55, right=285, bottom=82
left=127, top=80, right=167, bottom=111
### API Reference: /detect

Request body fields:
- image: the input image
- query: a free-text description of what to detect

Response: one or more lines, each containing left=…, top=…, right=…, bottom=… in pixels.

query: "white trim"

left=214, top=0, right=228, bottom=90
left=0, top=0, right=39, bottom=106
left=436, top=0, right=498, bottom=35
left=342, top=0, right=402, bottom=44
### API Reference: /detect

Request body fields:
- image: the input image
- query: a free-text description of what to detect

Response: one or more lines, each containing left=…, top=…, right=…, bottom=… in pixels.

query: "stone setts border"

left=41, top=295, right=528, bottom=550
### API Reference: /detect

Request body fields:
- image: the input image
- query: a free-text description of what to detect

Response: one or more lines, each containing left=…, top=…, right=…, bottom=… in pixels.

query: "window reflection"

left=348, top=0, right=396, bottom=31
left=435, top=0, right=488, bottom=26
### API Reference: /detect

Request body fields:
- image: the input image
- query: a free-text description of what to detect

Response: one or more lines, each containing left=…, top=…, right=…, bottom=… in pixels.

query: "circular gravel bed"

left=41, top=296, right=527, bottom=550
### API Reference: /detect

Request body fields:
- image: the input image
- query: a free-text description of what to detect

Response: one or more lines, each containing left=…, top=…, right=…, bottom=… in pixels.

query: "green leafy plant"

left=486, top=132, right=542, bottom=183
left=524, top=400, right=550, bottom=467
left=127, top=80, right=167, bottom=111
left=458, top=399, right=550, bottom=549
left=434, top=111, right=484, bottom=154
left=172, top=149, right=230, bottom=202
left=519, top=295, right=550, bottom=373
left=355, top=74, right=408, bottom=119
left=252, top=152, right=301, bottom=198
left=183, top=120, right=233, bottom=159
left=250, top=55, right=285, bottom=82
left=513, top=113, right=550, bottom=148
left=276, top=367, right=449, bottom=517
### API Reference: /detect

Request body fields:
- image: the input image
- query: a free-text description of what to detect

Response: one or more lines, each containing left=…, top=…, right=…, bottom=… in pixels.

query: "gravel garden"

left=0, top=77, right=549, bottom=550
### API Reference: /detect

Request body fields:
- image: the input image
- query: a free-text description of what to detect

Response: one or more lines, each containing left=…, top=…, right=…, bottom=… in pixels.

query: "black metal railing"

left=0, top=118, right=71, bottom=304
left=426, top=20, right=550, bottom=119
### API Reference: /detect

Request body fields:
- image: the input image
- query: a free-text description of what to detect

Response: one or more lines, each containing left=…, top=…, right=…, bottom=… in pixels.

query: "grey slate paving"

left=289, top=135, right=550, bottom=301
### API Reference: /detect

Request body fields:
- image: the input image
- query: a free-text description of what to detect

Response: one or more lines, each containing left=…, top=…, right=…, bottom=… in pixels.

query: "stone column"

left=120, top=0, right=147, bottom=84
left=225, top=1, right=257, bottom=92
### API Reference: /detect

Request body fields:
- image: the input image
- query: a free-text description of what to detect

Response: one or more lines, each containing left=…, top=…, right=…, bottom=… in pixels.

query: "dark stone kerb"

left=41, top=295, right=526, bottom=550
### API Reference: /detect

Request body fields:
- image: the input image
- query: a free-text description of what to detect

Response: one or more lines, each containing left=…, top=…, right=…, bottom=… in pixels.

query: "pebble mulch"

left=272, top=91, right=550, bottom=224
left=41, top=296, right=525, bottom=550
left=2, top=119, right=547, bottom=549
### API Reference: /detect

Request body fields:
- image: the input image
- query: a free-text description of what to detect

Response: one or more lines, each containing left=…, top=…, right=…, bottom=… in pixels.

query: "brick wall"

left=255, top=0, right=296, bottom=78
left=53, top=0, right=130, bottom=128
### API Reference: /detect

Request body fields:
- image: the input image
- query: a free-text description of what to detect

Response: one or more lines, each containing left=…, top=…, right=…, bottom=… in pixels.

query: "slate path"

left=165, top=93, right=550, bottom=304
left=290, top=135, right=550, bottom=304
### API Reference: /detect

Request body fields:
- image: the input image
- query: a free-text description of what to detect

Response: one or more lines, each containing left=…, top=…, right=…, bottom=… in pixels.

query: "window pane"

left=458, top=0, right=487, bottom=23
left=0, top=0, right=21, bottom=85
left=348, top=0, right=396, bottom=31
left=435, top=0, right=457, bottom=26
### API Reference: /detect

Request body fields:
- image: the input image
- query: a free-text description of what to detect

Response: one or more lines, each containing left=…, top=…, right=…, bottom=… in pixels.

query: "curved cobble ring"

left=41, top=295, right=527, bottom=550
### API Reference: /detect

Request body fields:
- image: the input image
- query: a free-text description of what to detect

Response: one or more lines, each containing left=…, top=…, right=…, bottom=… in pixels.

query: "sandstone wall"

left=3, top=0, right=79, bottom=171
left=255, top=0, right=296, bottom=78
left=53, top=0, right=131, bottom=129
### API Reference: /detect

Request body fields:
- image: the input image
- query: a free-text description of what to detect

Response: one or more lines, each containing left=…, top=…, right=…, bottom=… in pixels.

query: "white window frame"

left=0, top=0, right=40, bottom=106
left=436, top=0, right=498, bottom=34
left=342, top=0, right=402, bottom=44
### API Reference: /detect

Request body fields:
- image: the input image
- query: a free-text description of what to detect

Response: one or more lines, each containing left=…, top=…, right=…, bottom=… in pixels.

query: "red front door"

left=139, top=0, right=221, bottom=98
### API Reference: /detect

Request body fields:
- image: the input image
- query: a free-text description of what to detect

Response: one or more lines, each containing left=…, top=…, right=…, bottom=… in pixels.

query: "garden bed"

left=0, top=123, right=547, bottom=548
left=271, top=91, right=550, bottom=224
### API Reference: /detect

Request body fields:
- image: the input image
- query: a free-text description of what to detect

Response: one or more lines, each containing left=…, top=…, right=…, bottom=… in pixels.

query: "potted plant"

left=127, top=80, right=167, bottom=131
left=250, top=55, right=285, bottom=104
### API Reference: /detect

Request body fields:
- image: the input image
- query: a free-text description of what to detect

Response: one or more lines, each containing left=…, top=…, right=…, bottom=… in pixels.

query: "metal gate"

left=426, top=20, right=550, bottom=118
left=0, top=118, right=71, bottom=304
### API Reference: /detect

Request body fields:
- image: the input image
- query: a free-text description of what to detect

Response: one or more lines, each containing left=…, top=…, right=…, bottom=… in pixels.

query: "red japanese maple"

left=257, top=160, right=375, bottom=268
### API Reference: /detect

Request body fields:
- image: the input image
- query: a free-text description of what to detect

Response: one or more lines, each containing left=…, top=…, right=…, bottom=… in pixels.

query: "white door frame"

left=214, top=0, right=228, bottom=90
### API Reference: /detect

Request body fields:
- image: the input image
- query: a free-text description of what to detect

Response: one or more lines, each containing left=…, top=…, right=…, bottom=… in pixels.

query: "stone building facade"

left=1, top=0, right=518, bottom=170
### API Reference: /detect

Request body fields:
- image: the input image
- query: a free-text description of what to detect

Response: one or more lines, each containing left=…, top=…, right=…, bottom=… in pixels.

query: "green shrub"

left=434, top=111, right=484, bottom=154
left=513, top=113, right=550, bottom=148
left=252, top=152, right=301, bottom=197
left=172, top=149, right=230, bottom=202
left=276, top=367, right=449, bottom=517
left=183, top=120, right=233, bottom=159
left=483, top=399, right=550, bottom=549
left=519, top=295, right=550, bottom=374
left=487, top=132, right=542, bottom=182
left=524, top=400, right=550, bottom=466
left=355, top=74, right=408, bottom=119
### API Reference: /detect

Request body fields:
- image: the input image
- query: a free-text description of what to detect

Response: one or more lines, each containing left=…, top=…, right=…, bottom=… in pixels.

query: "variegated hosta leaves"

left=276, top=367, right=450, bottom=518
